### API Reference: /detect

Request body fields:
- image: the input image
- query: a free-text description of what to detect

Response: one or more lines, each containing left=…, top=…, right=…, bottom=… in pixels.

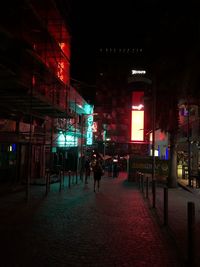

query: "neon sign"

left=87, top=115, right=93, bottom=145
left=57, top=133, right=78, bottom=147
left=92, top=121, right=97, bottom=132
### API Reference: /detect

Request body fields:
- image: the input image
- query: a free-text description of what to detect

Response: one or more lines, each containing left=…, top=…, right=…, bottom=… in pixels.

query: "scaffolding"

left=0, top=0, right=71, bottom=198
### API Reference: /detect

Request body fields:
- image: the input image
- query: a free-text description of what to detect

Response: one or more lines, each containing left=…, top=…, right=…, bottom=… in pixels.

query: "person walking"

left=84, top=157, right=91, bottom=184
left=93, top=159, right=103, bottom=192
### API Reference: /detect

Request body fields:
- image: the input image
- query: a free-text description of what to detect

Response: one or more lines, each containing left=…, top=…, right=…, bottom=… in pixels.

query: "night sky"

left=65, top=1, right=199, bottom=103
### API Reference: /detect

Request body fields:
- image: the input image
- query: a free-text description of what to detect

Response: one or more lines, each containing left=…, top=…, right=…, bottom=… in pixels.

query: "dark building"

left=0, top=0, right=71, bottom=187
left=95, top=48, right=152, bottom=156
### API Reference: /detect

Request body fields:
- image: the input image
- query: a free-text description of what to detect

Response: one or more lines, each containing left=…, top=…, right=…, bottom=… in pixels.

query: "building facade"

left=0, top=0, right=93, bottom=190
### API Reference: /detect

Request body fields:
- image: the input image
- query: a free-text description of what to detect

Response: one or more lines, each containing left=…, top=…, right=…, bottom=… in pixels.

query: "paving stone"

left=0, top=173, right=183, bottom=266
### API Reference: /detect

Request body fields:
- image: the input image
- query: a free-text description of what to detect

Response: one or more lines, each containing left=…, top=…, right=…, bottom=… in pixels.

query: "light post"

left=152, top=82, right=156, bottom=182
left=187, top=101, right=191, bottom=186
left=103, top=141, right=106, bottom=166
left=102, top=130, right=107, bottom=167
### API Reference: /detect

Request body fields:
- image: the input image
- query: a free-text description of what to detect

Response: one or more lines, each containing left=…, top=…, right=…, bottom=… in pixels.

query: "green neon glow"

left=86, top=115, right=93, bottom=145
left=84, top=104, right=93, bottom=114
left=57, top=133, right=78, bottom=147
left=52, top=147, right=57, bottom=153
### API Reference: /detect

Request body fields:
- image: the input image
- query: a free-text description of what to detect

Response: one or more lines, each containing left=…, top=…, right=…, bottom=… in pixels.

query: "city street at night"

left=0, top=173, right=182, bottom=267
left=0, top=1, right=200, bottom=267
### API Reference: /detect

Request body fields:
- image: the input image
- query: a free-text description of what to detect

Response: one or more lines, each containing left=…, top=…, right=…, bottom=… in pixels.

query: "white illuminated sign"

left=57, top=133, right=78, bottom=147
left=132, top=70, right=146, bottom=75
left=132, top=104, right=144, bottom=110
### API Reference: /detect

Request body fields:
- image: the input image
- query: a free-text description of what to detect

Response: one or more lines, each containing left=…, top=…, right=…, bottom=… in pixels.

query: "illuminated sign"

left=150, top=149, right=159, bottom=157
left=87, top=115, right=93, bottom=145
left=57, top=133, right=78, bottom=147
left=132, top=70, right=146, bottom=75
left=131, top=110, right=144, bottom=141
left=92, top=122, right=97, bottom=132
left=132, top=104, right=144, bottom=110
left=52, top=147, right=57, bottom=153
left=131, top=91, right=144, bottom=142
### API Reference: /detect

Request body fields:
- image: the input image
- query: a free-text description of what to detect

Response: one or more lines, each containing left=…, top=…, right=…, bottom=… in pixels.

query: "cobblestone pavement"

left=0, top=173, right=183, bottom=267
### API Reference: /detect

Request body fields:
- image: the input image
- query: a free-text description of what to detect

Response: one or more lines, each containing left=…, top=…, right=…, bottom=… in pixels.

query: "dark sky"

left=65, top=0, right=199, bottom=102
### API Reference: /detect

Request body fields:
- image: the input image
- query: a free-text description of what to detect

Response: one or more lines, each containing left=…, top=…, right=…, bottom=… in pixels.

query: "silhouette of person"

left=93, top=159, right=103, bottom=192
left=84, top=157, right=91, bottom=184
left=113, top=162, right=119, bottom=178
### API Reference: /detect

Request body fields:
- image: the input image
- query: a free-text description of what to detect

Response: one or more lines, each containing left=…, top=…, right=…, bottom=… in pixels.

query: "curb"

left=177, top=181, right=193, bottom=193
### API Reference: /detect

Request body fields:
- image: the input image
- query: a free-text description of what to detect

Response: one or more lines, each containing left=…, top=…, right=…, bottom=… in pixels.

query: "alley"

left=0, top=174, right=182, bottom=267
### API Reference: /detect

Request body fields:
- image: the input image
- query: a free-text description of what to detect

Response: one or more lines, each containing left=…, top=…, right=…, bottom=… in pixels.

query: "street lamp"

left=187, top=101, right=191, bottom=186
left=152, top=83, right=156, bottom=182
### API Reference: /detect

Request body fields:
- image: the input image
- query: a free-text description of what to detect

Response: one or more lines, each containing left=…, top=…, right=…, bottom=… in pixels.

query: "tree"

left=153, top=45, right=200, bottom=187
left=153, top=69, right=179, bottom=188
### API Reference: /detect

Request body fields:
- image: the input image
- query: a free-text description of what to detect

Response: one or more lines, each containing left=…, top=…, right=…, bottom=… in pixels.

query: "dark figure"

left=93, top=160, right=103, bottom=192
left=84, top=157, right=91, bottom=184
left=79, top=155, right=85, bottom=180
left=197, top=166, right=200, bottom=188
left=113, top=163, right=118, bottom=178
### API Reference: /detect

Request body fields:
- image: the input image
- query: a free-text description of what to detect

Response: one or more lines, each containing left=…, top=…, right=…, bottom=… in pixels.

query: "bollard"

left=138, top=172, right=141, bottom=189
left=152, top=180, right=156, bottom=208
left=138, top=172, right=141, bottom=190
left=72, top=172, right=74, bottom=184
left=80, top=169, right=83, bottom=181
left=187, top=202, right=195, bottom=266
left=141, top=173, right=144, bottom=194
left=73, top=172, right=75, bottom=184
left=68, top=171, right=71, bottom=188
left=59, top=170, right=64, bottom=192
left=45, top=169, right=50, bottom=196
left=59, top=170, right=62, bottom=192
left=163, top=187, right=168, bottom=226
left=146, top=177, right=149, bottom=199
left=136, top=172, right=139, bottom=187
left=45, top=171, right=48, bottom=195
left=63, top=170, right=65, bottom=188
left=85, top=172, right=88, bottom=185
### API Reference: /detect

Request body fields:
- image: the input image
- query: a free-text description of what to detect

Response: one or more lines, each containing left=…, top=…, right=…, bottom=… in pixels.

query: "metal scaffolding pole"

left=27, top=80, right=33, bottom=201
left=152, top=83, right=156, bottom=182
left=187, top=101, right=191, bottom=186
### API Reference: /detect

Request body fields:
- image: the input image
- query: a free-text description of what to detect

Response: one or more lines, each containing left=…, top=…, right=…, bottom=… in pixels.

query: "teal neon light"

left=57, top=133, right=78, bottom=147
left=86, top=115, right=93, bottom=145
left=84, top=104, right=93, bottom=114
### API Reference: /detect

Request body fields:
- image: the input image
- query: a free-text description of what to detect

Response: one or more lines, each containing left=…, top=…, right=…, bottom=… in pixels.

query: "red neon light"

left=92, top=122, right=97, bottom=132
left=132, top=91, right=144, bottom=105
left=131, top=110, right=144, bottom=141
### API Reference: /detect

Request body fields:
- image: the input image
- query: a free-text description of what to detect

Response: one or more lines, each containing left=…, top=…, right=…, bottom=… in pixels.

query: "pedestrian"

left=84, top=157, right=91, bottom=184
left=197, top=165, right=200, bottom=188
left=93, top=159, right=103, bottom=192
left=113, top=163, right=118, bottom=178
